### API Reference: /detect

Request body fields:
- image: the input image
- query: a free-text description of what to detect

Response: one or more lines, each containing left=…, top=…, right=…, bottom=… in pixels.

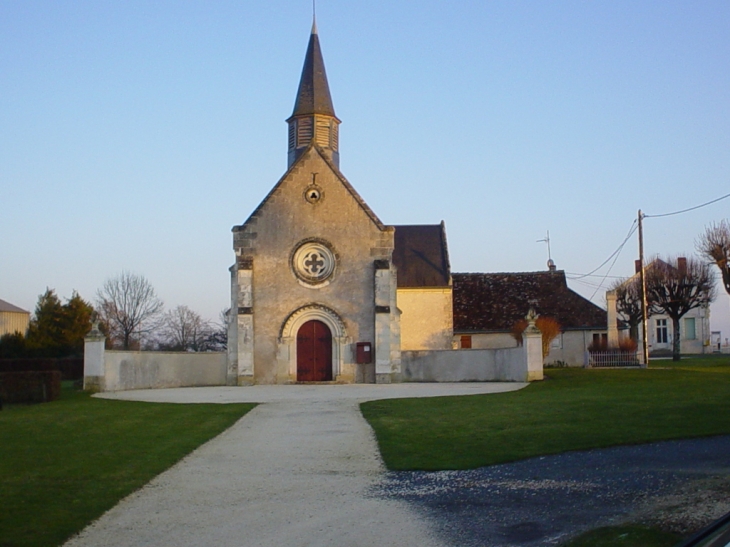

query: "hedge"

left=0, top=358, right=83, bottom=380
left=0, top=371, right=62, bottom=405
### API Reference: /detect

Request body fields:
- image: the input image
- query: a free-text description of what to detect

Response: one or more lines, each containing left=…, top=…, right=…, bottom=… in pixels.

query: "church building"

left=227, top=22, right=453, bottom=384
left=226, top=22, right=606, bottom=385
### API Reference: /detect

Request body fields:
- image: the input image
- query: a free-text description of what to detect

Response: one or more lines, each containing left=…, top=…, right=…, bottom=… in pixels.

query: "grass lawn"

left=0, top=383, right=254, bottom=547
left=362, top=355, right=730, bottom=546
left=559, top=525, right=681, bottom=547
left=360, top=355, right=730, bottom=471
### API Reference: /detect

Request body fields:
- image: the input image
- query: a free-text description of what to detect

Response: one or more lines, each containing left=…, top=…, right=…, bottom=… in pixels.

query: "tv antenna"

left=537, top=231, right=554, bottom=269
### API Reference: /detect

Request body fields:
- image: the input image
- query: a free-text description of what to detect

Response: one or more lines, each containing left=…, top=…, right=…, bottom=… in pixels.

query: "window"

left=460, top=335, right=472, bottom=349
left=291, top=240, right=336, bottom=285
left=656, top=319, right=668, bottom=344
left=684, top=317, right=696, bottom=340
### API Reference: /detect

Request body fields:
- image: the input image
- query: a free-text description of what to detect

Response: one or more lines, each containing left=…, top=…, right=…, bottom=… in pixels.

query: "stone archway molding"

left=279, top=304, right=349, bottom=380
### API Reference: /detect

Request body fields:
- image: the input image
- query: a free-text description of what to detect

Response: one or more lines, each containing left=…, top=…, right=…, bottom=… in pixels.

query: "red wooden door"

left=297, top=320, right=333, bottom=381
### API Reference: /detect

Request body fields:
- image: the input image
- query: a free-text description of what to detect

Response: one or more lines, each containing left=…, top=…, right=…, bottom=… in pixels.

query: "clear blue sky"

left=2, top=1, right=729, bottom=336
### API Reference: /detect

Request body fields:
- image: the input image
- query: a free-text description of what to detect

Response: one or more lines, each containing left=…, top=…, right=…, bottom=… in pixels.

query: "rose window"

left=293, top=242, right=335, bottom=284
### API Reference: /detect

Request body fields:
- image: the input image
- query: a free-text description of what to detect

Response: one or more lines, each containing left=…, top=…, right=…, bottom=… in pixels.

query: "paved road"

left=64, top=383, right=525, bottom=547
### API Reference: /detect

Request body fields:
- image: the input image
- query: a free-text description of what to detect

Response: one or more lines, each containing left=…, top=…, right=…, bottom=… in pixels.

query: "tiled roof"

left=288, top=23, right=337, bottom=120
left=0, top=299, right=29, bottom=314
left=393, top=223, right=451, bottom=288
left=453, top=271, right=606, bottom=332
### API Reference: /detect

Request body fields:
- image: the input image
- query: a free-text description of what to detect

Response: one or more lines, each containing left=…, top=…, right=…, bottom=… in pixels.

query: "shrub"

left=511, top=316, right=562, bottom=358
left=0, top=371, right=61, bottom=404
left=618, top=337, right=638, bottom=352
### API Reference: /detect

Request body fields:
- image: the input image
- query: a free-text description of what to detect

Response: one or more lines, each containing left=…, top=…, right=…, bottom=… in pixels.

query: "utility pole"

left=638, top=209, right=649, bottom=367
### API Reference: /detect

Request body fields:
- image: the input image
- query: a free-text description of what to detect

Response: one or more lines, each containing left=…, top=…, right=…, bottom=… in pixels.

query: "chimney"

left=548, top=259, right=556, bottom=272
left=635, top=259, right=642, bottom=274
left=678, top=257, right=687, bottom=274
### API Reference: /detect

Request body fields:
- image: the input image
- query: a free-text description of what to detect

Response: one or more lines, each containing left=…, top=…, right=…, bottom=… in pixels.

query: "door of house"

left=296, top=320, right=333, bottom=381
left=655, top=318, right=669, bottom=349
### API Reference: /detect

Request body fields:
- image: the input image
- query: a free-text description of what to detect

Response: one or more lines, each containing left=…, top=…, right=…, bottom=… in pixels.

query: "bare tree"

left=696, top=219, right=730, bottom=297
left=161, top=305, right=211, bottom=351
left=645, top=257, right=716, bottom=361
left=609, top=277, right=643, bottom=341
left=201, top=308, right=230, bottom=352
left=96, top=272, right=164, bottom=350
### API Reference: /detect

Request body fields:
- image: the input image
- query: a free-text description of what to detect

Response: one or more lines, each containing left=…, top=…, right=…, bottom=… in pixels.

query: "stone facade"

left=229, top=146, right=400, bottom=384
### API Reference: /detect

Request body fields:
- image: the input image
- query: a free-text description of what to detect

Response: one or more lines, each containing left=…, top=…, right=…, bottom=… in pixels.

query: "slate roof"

left=393, top=223, right=451, bottom=288
left=0, top=299, right=29, bottom=314
left=453, top=271, right=607, bottom=333
left=288, top=21, right=338, bottom=120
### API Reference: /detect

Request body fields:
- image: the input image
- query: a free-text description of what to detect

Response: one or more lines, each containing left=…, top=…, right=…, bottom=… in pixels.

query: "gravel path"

left=64, top=383, right=524, bottom=547
left=376, top=436, right=730, bottom=546
left=63, top=384, right=730, bottom=546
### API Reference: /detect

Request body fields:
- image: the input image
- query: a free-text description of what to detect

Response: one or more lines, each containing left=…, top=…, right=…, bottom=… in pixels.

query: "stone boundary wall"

left=402, top=347, right=531, bottom=382
left=101, top=351, right=227, bottom=392
left=84, top=324, right=542, bottom=389
left=83, top=333, right=227, bottom=392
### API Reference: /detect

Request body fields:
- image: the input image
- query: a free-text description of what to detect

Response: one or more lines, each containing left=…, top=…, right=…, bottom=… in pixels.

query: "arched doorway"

left=297, top=320, right=333, bottom=381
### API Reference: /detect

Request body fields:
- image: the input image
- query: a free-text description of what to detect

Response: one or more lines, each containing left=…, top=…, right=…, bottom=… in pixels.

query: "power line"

left=565, top=272, right=626, bottom=280
left=644, top=192, right=730, bottom=218
left=570, top=219, right=638, bottom=280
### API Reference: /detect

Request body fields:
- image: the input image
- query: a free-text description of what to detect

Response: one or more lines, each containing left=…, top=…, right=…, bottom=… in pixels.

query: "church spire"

left=287, top=21, right=341, bottom=168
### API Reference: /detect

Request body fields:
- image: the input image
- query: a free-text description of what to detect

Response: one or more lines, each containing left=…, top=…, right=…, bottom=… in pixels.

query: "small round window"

left=292, top=241, right=335, bottom=284
left=304, top=185, right=323, bottom=204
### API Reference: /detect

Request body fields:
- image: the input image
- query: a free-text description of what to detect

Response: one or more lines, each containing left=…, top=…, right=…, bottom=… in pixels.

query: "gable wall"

left=233, top=149, right=394, bottom=383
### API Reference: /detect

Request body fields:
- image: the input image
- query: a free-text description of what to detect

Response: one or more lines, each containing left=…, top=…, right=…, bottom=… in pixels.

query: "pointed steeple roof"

left=289, top=20, right=337, bottom=120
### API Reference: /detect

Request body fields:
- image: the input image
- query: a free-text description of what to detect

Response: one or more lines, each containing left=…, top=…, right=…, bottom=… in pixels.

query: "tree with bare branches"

left=96, top=272, right=164, bottom=349
left=160, top=305, right=212, bottom=351
left=609, top=277, right=643, bottom=341
left=645, top=257, right=716, bottom=361
left=696, top=219, right=730, bottom=297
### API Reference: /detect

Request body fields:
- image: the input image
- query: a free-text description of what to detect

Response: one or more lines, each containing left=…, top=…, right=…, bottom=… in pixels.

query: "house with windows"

left=451, top=267, right=608, bottom=366
left=0, top=299, right=30, bottom=337
left=607, top=259, right=711, bottom=355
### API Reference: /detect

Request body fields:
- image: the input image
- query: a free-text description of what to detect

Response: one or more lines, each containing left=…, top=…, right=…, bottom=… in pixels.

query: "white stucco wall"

left=455, top=330, right=604, bottom=367
left=642, top=308, right=711, bottom=355
left=102, top=351, right=227, bottom=392
left=398, top=288, right=453, bottom=351
left=544, top=331, right=604, bottom=366
left=456, top=332, right=517, bottom=350
left=402, top=336, right=542, bottom=382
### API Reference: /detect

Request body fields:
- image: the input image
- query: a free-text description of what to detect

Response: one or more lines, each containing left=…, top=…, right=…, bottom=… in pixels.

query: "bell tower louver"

left=287, top=20, right=341, bottom=168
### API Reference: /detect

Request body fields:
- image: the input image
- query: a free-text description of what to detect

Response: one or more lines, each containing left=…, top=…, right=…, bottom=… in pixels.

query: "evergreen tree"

left=61, top=292, right=95, bottom=356
left=25, top=289, right=65, bottom=356
left=14, top=289, right=95, bottom=358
